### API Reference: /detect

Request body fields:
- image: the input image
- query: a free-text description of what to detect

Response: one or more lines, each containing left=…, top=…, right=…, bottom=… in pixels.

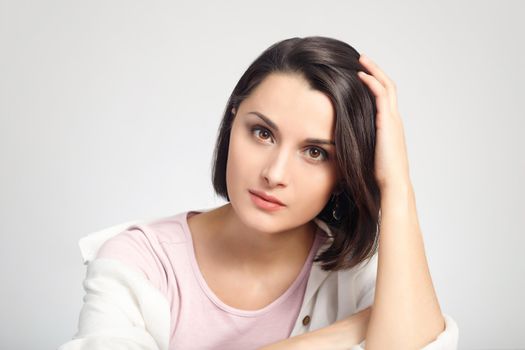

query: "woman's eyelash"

left=251, top=125, right=274, bottom=141
left=306, top=147, right=330, bottom=161
left=249, top=125, right=330, bottom=162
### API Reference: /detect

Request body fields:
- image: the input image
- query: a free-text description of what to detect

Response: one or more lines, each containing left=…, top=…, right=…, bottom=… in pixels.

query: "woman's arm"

left=259, top=306, right=371, bottom=350
left=366, top=183, right=445, bottom=349
left=357, top=54, right=445, bottom=349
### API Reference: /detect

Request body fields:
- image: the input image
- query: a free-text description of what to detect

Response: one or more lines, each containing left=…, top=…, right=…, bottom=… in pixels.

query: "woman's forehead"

left=241, top=73, right=335, bottom=137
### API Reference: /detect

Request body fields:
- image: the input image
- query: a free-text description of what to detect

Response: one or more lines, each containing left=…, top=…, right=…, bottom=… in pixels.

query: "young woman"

left=59, top=36, right=458, bottom=349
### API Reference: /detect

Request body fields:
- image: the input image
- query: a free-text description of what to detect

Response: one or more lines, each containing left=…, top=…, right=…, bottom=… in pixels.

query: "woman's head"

left=212, top=36, right=381, bottom=271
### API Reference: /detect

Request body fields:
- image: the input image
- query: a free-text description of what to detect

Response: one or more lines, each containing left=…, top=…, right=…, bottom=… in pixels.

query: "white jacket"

left=59, top=216, right=459, bottom=350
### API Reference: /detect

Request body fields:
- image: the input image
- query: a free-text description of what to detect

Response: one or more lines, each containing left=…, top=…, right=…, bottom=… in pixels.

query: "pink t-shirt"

left=96, top=210, right=328, bottom=350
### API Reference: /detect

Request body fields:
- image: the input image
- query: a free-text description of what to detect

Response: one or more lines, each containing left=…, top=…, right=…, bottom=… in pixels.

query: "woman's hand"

left=356, top=54, right=446, bottom=349
left=259, top=306, right=371, bottom=350
left=357, top=54, right=411, bottom=191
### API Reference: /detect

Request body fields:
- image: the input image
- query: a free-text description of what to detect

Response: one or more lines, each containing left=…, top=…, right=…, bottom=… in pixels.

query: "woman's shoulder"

left=94, top=210, right=190, bottom=282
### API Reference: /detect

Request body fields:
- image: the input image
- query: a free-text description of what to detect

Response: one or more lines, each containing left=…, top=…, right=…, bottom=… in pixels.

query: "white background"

left=0, top=1, right=523, bottom=349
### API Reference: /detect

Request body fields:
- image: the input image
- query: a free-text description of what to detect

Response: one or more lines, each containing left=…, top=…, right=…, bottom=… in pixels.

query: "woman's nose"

left=261, top=148, right=292, bottom=187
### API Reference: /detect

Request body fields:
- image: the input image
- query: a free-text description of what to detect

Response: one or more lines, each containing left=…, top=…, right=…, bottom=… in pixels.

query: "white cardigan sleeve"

left=58, top=257, right=171, bottom=350
left=58, top=217, right=172, bottom=350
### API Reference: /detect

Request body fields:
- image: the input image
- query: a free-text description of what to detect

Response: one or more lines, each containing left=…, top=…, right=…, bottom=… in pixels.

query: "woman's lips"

left=248, top=189, right=285, bottom=205
left=249, top=191, right=286, bottom=211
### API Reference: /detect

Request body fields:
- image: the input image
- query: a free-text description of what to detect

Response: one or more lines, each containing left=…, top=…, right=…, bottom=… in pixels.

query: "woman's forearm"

left=365, top=182, right=445, bottom=349
left=259, top=306, right=371, bottom=350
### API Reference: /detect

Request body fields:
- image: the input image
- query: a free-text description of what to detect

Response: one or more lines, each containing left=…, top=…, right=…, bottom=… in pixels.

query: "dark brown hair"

left=211, top=36, right=380, bottom=271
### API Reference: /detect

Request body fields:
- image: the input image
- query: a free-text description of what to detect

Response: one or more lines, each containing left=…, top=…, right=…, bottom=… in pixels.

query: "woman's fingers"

left=359, top=54, right=396, bottom=92
left=357, top=71, right=391, bottom=116
left=358, top=54, right=399, bottom=115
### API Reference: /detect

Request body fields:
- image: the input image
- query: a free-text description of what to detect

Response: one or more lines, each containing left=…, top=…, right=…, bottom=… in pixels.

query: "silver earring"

left=332, top=193, right=342, bottom=221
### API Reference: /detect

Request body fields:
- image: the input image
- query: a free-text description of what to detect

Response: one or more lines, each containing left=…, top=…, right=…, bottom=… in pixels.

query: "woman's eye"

left=250, top=125, right=329, bottom=163
left=251, top=126, right=273, bottom=142
left=306, top=147, right=329, bottom=162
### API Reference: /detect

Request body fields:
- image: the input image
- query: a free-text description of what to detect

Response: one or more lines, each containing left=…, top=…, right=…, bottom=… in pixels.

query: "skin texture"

left=225, top=72, right=340, bottom=258
left=261, top=306, right=372, bottom=350
left=188, top=72, right=340, bottom=310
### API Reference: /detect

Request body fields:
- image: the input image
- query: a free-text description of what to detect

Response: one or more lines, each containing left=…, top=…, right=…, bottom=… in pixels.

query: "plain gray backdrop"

left=1, top=0, right=523, bottom=349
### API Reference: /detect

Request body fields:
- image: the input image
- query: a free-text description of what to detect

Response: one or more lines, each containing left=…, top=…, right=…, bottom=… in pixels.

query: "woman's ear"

left=231, top=107, right=237, bottom=115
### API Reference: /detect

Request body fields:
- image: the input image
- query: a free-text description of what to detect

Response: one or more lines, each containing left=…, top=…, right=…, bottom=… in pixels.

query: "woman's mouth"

left=248, top=190, right=286, bottom=211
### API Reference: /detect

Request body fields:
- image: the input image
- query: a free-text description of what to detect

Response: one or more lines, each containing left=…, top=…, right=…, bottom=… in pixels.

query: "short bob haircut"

left=211, top=36, right=380, bottom=271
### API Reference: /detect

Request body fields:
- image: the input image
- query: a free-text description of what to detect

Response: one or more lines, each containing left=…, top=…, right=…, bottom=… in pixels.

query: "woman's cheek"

left=244, top=138, right=269, bottom=165
left=230, top=135, right=261, bottom=173
left=303, top=171, right=335, bottom=203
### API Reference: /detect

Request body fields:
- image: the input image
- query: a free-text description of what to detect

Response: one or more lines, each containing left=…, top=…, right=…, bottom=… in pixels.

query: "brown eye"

left=306, top=147, right=329, bottom=162
left=309, top=148, right=320, bottom=158
left=258, top=129, right=271, bottom=140
left=251, top=125, right=273, bottom=142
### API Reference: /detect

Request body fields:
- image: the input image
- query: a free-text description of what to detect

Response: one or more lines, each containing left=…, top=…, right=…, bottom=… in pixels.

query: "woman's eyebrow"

left=247, top=111, right=335, bottom=146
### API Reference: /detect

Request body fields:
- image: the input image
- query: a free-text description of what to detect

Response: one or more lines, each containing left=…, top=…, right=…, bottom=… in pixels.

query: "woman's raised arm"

left=357, top=53, right=448, bottom=349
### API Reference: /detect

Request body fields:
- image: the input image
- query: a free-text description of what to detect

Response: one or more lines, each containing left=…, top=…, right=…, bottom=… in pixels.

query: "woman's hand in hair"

left=357, top=55, right=411, bottom=192
left=357, top=54, right=446, bottom=349
left=259, top=306, right=371, bottom=350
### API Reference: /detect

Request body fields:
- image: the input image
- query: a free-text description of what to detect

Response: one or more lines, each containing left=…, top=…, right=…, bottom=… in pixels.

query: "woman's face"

left=226, top=72, right=339, bottom=233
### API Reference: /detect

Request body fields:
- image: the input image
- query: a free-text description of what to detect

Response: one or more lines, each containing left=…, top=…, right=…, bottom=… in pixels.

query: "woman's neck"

left=193, top=203, right=317, bottom=274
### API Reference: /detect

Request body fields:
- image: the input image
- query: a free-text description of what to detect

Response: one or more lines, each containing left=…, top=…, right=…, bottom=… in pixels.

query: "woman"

left=59, top=36, right=458, bottom=349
